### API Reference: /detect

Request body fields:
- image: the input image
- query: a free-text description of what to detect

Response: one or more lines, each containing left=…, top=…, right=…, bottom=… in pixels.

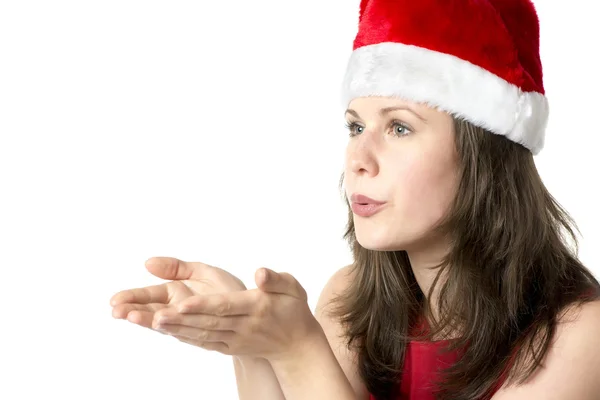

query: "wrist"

left=233, top=355, right=273, bottom=376
left=267, top=326, right=356, bottom=400
left=233, top=355, right=267, bottom=364
left=268, top=323, right=329, bottom=377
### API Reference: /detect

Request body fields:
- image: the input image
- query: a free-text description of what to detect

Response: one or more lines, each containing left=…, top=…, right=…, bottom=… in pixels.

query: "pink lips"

left=350, top=193, right=387, bottom=217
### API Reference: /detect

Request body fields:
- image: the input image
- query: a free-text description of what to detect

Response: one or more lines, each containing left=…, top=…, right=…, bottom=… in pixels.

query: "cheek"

left=392, top=155, right=457, bottom=225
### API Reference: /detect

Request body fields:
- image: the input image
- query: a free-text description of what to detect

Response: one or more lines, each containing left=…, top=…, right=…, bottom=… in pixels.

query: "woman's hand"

left=153, top=267, right=324, bottom=362
left=110, top=257, right=247, bottom=344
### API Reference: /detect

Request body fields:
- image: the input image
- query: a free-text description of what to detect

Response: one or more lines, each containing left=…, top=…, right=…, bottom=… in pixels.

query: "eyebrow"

left=345, top=106, right=427, bottom=122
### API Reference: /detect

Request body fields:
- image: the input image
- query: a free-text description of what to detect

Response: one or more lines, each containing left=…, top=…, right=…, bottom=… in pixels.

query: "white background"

left=1, top=1, right=598, bottom=399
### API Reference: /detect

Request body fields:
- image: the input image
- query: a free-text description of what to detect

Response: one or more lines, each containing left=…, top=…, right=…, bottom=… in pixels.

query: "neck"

left=406, top=234, right=451, bottom=324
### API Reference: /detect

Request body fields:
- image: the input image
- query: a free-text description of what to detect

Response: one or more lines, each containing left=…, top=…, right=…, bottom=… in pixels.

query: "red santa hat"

left=341, top=0, right=549, bottom=154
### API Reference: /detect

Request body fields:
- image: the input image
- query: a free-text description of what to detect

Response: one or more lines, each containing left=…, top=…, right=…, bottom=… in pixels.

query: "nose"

left=346, top=130, right=379, bottom=177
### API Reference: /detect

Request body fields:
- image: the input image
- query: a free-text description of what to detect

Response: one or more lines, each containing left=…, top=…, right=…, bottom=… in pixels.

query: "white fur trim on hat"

left=341, top=42, right=549, bottom=154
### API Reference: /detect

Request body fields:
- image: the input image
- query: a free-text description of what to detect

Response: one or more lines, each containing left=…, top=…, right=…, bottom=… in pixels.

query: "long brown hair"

left=327, top=117, right=600, bottom=400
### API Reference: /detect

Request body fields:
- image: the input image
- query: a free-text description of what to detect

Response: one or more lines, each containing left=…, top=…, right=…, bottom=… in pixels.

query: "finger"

left=118, top=311, right=170, bottom=336
left=154, top=313, right=246, bottom=331
left=157, top=324, right=236, bottom=342
left=145, top=257, right=214, bottom=281
left=173, top=336, right=231, bottom=354
left=126, top=310, right=186, bottom=334
left=110, top=283, right=170, bottom=307
left=125, top=305, right=179, bottom=328
left=177, top=292, right=255, bottom=316
left=124, top=310, right=155, bottom=328
left=112, top=303, right=167, bottom=319
left=256, top=268, right=307, bottom=300
left=127, top=307, right=183, bottom=333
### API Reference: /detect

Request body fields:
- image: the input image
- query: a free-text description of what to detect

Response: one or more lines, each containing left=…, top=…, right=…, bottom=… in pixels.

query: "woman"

left=110, top=0, right=600, bottom=399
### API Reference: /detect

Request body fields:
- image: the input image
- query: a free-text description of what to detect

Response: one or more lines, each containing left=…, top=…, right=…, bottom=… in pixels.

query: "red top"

left=368, top=339, right=470, bottom=400
left=367, top=320, right=506, bottom=400
left=367, top=290, right=598, bottom=399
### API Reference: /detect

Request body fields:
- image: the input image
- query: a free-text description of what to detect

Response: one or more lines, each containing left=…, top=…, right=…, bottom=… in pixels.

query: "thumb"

left=145, top=257, right=208, bottom=281
left=256, top=268, right=307, bottom=300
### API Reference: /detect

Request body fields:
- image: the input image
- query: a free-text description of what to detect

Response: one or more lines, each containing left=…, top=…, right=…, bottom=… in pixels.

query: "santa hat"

left=341, top=0, right=549, bottom=154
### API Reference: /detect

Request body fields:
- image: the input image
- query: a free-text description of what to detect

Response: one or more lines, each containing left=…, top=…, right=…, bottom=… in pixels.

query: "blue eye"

left=345, top=121, right=363, bottom=137
left=344, top=120, right=413, bottom=138
left=393, top=123, right=411, bottom=136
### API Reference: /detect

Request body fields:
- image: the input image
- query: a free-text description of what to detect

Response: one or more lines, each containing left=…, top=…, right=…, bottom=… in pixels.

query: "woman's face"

left=343, top=96, right=459, bottom=251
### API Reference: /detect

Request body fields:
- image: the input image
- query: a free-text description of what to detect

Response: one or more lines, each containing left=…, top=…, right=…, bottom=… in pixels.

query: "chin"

left=355, top=227, right=409, bottom=252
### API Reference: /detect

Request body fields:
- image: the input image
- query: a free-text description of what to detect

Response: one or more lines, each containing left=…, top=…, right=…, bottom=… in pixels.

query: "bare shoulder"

left=492, top=299, right=600, bottom=400
left=316, top=264, right=355, bottom=312
left=315, top=263, right=356, bottom=340
left=315, top=264, right=369, bottom=399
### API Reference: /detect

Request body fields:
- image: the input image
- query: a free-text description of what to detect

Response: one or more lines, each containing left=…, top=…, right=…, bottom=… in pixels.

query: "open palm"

left=110, top=257, right=246, bottom=329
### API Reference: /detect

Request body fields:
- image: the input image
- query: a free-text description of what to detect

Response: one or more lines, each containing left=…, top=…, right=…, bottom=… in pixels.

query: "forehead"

left=347, top=96, right=447, bottom=121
